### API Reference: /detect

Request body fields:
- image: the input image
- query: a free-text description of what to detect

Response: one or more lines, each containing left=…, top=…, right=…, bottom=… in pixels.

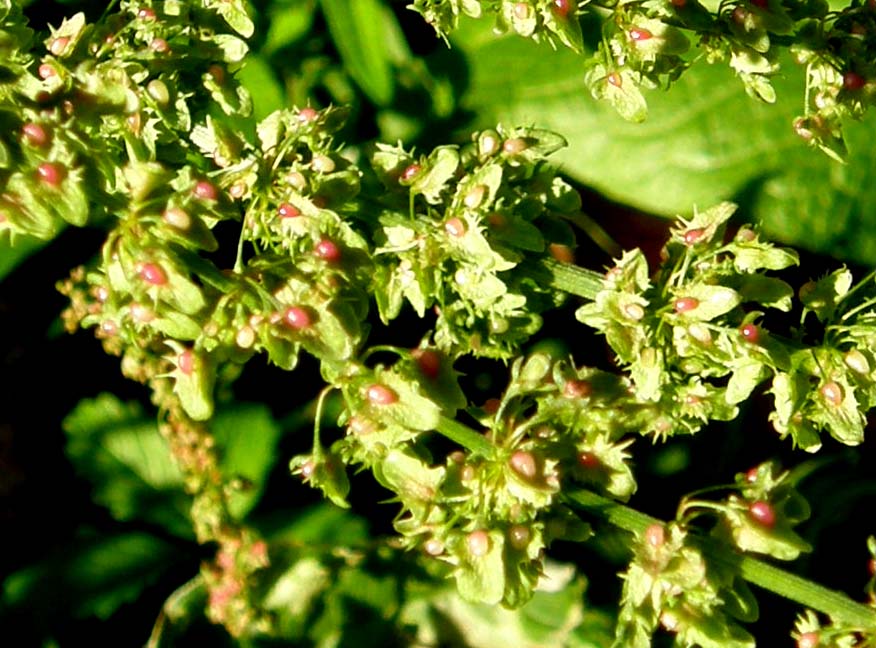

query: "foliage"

left=2, top=0, right=876, bottom=646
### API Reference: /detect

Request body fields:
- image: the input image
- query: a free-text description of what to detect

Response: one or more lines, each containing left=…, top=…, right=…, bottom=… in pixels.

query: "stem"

left=519, top=258, right=604, bottom=300
left=565, top=489, right=876, bottom=628
left=435, top=415, right=496, bottom=458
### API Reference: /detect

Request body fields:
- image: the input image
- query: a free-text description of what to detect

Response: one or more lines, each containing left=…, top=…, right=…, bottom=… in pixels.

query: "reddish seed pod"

left=549, top=243, right=574, bottom=264
left=126, top=112, right=142, bottom=135
left=193, top=180, right=218, bottom=201
left=740, top=323, right=760, bottom=344
left=751, top=0, right=769, bottom=8
left=843, top=71, right=866, bottom=91
left=314, top=239, right=342, bottom=262
left=22, top=123, right=49, bottom=147
left=178, top=350, right=194, bottom=375
left=509, top=450, right=537, bottom=480
left=748, top=500, right=777, bottom=528
left=629, top=27, right=653, bottom=41
left=483, top=398, right=501, bottom=414
left=645, top=523, right=665, bottom=548
left=37, top=162, right=65, bottom=187
left=552, top=0, right=571, bottom=18
left=563, top=379, right=592, bottom=399
left=577, top=451, right=600, bottom=469
left=684, top=227, right=706, bottom=245
left=367, top=384, right=398, bottom=405
left=445, top=217, right=466, bottom=237
left=401, top=164, right=421, bottom=182
left=277, top=202, right=301, bottom=219
left=464, top=184, right=486, bottom=210
left=139, top=262, right=168, bottom=286
left=467, top=530, right=490, bottom=557
left=130, top=303, right=155, bottom=323
left=38, top=63, right=56, bottom=79
left=607, top=72, right=623, bottom=88
left=283, top=306, right=312, bottom=330
left=138, top=7, right=157, bottom=20
left=745, top=467, right=759, bottom=483
left=487, top=212, right=506, bottom=228
left=820, top=381, right=844, bottom=406
left=300, top=460, right=316, bottom=479
left=150, top=38, right=169, bottom=53
left=796, top=632, right=820, bottom=648
left=49, top=36, right=70, bottom=56
left=671, top=0, right=686, bottom=6
left=412, top=348, right=441, bottom=380
left=207, top=64, right=225, bottom=85
left=674, top=297, right=700, bottom=313
left=508, top=525, right=531, bottom=550
left=502, top=137, right=528, bottom=154
left=297, top=107, right=318, bottom=122
left=513, top=2, right=531, bottom=19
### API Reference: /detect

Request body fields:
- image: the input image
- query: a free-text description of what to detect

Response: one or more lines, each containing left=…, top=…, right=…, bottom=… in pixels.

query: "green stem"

left=519, top=258, right=604, bottom=300
left=565, top=489, right=876, bottom=628
left=435, top=415, right=496, bottom=458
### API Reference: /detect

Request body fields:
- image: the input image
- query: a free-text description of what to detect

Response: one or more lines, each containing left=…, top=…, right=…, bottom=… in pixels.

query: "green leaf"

left=264, top=0, right=316, bottom=55
left=2, top=531, right=180, bottom=620
left=0, top=232, right=47, bottom=281
left=63, top=394, right=191, bottom=537
left=236, top=54, right=286, bottom=121
left=213, top=404, right=283, bottom=520
left=320, top=0, right=395, bottom=105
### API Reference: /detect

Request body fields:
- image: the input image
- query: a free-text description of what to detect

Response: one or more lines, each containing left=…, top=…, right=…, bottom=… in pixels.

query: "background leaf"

left=451, top=20, right=876, bottom=264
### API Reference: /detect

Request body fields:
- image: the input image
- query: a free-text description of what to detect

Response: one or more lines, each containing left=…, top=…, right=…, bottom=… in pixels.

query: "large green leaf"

left=63, top=394, right=192, bottom=538
left=1, top=531, right=179, bottom=621
left=453, top=20, right=876, bottom=264
left=213, top=403, right=283, bottom=520
left=0, top=233, right=49, bottom=281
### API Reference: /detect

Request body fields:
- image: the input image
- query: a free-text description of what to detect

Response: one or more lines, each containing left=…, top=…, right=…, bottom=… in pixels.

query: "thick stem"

left=436, top=415, right=497, bottom=458
left=519, top=258, right=604, bottom=300
left=565, top=489, right=876, bottom=628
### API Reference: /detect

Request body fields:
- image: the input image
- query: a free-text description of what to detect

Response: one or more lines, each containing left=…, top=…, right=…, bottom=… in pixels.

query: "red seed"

left=463, top=185, right=486, bottom=210
left=412, top=348, right=441, bottom=380
left=37, top=162, right=65, bottom=187
left=563, top=379, right=592, bottom=399
left=549, top=243, right=574, bottom=263
left=283, top=306, right=312, bottom=330
left=314, top=239, right=341, bottom=262
left=508, top=525, right=531, bottom=550
left=577, top=452, right=600, bottom=469
left=130, top=302, right=155, bottom=323
left=552, top=0, right=571, bottom=18
left=684, top=228, right=706, bottom=245
left=445, top=217, right=466, bottom=237
left=298, top=107, right=319, bottom=122
left=513, top=2, right=530, bottom=19
left=367, top=384, right=398, bottom=405
left=207, top=64, right=225, bottom=85
left=301, top=460, right=316, bottom=479
left=21, top=123, right=49, bottom=147
left=193, top=180, right=218, bottom=201
left=502, top=137, right=528, bottom=154
left=671, top=0, right=686, bottom=6
left=139, top=262, right=168, bottom=286
left=278, top=202, right=301, bottom=218
left=674, top=297, right=700, bottom=313
left=178, top=350, right=194, bottom=375
left=745, top=467, right=759, bottom=483
left=796, top=632, right=819, bottom=648
left=748, top=500, right=776, bottom=528
left=466, top=530, right=490, bottom=557
left=138, top=7, right=157, bottom=20
left=509, top=450, right=537, bottom=479
left=629, top=27, right=653, bottom=41
left=38, top=63, right=56, bottom=79
left=820, top=381, right=844, bottom=406
left=49, top=36, right=70, bottom=56
left=150, top=38, right=169, bottom=53
left=843, top=71, right=866, bottom=91
left=487, top=212, right=506, bottom=228
left=607, top=72, right=623, bottom=88
left=645, top=524, right=665, bottom=548
left=483, top=398, right=501, bottom=414
left=401, top=164, right=421, bottom=181
left=740, top=323, right=760, bottom=344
